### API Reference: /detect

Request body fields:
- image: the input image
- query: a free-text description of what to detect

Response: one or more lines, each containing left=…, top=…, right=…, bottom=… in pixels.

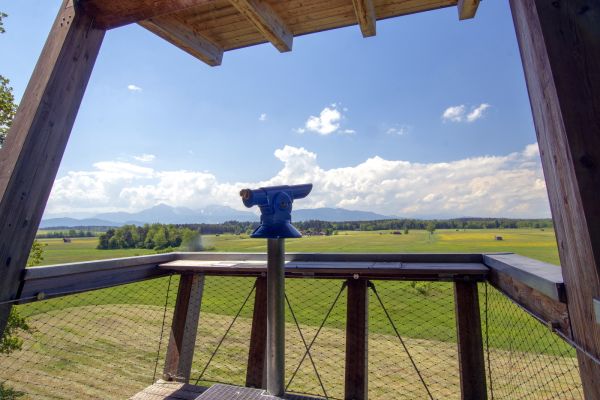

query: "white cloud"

left=442, top=105, right=466, bottom=122
left=386, top=125, right=410, bottom=136
left=300, top=105, right=355, bottom=135
left=467, top=103, right=491, bottom=122
left=46, top=144, right=550, bottom=218
left=259, top=113, right=267, bottom=121
left=133, top=153, right=156, bottom=162
left=306, top=106, right=341, bottom=135
left=127, top=84, right=143, bottom=92
left=442, top=103, right=490, bottom=123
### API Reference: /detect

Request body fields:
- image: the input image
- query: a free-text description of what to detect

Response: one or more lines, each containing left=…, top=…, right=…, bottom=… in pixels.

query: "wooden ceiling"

left=83, top=0, right=480, bottom=66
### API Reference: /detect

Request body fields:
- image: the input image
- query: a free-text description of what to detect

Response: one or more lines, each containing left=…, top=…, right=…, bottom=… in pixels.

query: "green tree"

left=426, top=221, right=436, bottom=236
left=0, top=13, right=16, bottom=148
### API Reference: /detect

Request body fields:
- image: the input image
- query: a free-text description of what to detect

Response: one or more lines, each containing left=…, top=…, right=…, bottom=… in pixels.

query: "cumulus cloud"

left=442, top=105, right=466, bottom=122
left=127, top=84, right=143, bottom=92
left=133, top=153, right=156, bottom=162
left=299, top=104, right=353, bottom=135
left=259, top=113, right=267, bottom=121
left=442, top=103, right=490, bottom=123
left=46, top=144, right=550, bottom=218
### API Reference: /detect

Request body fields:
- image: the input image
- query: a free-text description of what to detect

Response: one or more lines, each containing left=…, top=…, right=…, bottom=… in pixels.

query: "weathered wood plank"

left=160, top=259, right=488, bottom=280
left=228, top=0, right=293, bottom=52
left=454, top=281, right=487, bottom=400
left=246, top=276, right=267, bottom=388
left=82, top=0, right=212, bottom=29
left=0, top=0, right=104, bottom=336
left=164, top=274, right=205, bottom=383
left=510, top=0, right=600, bottom=396
left=345, top=279, right=368, bottom=400
left=18, top=253, right=176, bottom=302
left=351, top=0, right=376, bottom=37
left=129, top=379, right=206, bottom=400
left=457, top=0, right=479, bottom=20
left=140, top=16, right=224, bottom=66
left=174, top=252, right=485, bottom=263
left=488, top=268, right=571, bottom=338
left=483, top=253, right=565, bottom=302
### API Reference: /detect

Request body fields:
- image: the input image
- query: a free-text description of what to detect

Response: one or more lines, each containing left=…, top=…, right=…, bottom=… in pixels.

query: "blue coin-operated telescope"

left=239, top=183, right=312, bottom=396
left=240, top=184, right=312, bottom=239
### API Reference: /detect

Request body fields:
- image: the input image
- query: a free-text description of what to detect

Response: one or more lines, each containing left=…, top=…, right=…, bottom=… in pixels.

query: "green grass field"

left=34, top=228, right=561, bottom=266
left=26, top=229, right=564, bottom=354
left=4, top=229, right=579, bottom=399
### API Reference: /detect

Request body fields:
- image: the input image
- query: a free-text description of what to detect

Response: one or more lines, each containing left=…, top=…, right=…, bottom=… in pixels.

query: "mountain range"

left=40, top=204, right=392, bottom=228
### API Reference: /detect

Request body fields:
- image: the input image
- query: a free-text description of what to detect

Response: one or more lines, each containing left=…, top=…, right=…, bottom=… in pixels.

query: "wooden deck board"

left=130, top=380, right=207, bottom=400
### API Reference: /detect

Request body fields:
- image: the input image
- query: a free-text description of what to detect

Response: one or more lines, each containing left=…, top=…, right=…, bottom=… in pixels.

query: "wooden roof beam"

left=458, top=0, right=480, bottom=20
left=82, top=0, right=212, bottom=30
left=139, top=17, right=223, bottom=66
left=228, top=0, right=293, bottom=52
left=351, top=0, right=376, bottom=38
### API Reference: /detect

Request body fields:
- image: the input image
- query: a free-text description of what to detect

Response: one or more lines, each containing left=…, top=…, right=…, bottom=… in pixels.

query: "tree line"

left=95, top=217, right=553, bottom=250
left=97, top=224, right=201, bottom=250
left=37, top=229, right=95, bottom=239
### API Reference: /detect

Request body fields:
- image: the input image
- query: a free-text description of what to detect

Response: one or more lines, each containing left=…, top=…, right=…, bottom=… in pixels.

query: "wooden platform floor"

left=131, top=381, right=323, bottom=400
left=129, top=380, right=207, bottom=400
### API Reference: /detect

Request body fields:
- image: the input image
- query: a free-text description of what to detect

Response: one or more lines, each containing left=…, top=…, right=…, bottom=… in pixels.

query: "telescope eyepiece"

left=240, top=189, right=252, bottom=201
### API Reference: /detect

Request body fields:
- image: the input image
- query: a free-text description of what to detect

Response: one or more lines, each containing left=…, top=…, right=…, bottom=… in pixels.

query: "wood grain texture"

left=454, top=281, right=487, bottom=400
left=129, top=379, right=206, bottom=399
left=160, top=259, right=489, bottom=281
left=509, top=0, right=600, bottom=396
left=82, top=0, right=212, bottom=29
left=351, top=0, right=376, bottom=37
left=0, top=0, right=104, bottom=336
left=246, top=277, right=267, bottom=389
left=483, top=253, right=565, bottom=302
left=228, top=0, right=293, bottom=52
left=164, top=274, right=205, bottom=383
left=345, top=279, right=368, bottom=400
left=488, top=268, right=571, bottom=338
left=457, top=0, right=479, bottom=20
left=140, top=16, right=223, bottom=66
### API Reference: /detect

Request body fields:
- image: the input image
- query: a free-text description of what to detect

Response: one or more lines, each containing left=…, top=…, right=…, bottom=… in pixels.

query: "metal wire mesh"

left=368, top=281, right=460, bottom=399
left=482, top=283, right=583, bottom=400
left=0, top=274, right=587, bottom=400
left=0, top=276, right=176, bottom=400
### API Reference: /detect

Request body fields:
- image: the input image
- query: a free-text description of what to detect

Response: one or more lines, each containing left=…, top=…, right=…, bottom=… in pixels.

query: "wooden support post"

left=454, top=281, right=487, bottom=400
left=163, top=273, right=205, bottom=383
left=510, top=1, right=600, bottom=397
left=345, top=279, right=368, bottom=400
left=0, top=0, right=104, bottom=336
left=246, top=276, right=267, bottom=388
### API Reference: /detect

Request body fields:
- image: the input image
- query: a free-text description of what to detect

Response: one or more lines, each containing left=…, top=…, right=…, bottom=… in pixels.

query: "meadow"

left=34, top=228, right=561, bottom=266
left=2, top=229, right=580, bottom=399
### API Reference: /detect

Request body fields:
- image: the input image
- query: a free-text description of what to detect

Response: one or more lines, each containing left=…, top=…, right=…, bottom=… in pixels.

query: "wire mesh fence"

left=0, top=273, right=586, bottom=400
left=483, top=284, right=583, bottom=400
left=0, top=276, right=176, bottom=400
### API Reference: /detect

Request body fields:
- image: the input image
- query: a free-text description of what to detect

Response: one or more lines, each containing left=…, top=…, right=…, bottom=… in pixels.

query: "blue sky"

left=0, top=1, right=550, bottom=218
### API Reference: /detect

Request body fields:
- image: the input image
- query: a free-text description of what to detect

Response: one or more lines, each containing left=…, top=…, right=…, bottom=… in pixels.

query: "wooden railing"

left=12, top=252, right=572, bottom=400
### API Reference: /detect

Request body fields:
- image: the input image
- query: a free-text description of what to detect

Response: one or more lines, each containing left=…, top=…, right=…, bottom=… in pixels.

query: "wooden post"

left=163, top=273, right=205, bottom=382
left=246, top=276, right=267, bottom=388
left=510, top=1, right=600, bottom=397
left=454, top=281, right=487, bottom=400
left=0, top=0, right=104, bottom=336
left=345, top=279, right=368, bottom=400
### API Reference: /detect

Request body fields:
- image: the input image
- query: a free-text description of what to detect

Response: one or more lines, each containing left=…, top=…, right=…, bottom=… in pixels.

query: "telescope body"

left=239, top=184, right=312, bottom=239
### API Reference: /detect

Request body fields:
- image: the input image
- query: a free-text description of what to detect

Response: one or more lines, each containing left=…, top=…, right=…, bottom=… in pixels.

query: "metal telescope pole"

left=267, top=238, right=285, bottom=396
